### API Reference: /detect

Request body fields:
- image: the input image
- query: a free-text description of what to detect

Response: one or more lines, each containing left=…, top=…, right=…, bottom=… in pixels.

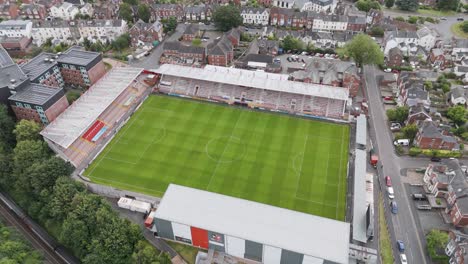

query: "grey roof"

left=353, top=149, right=367, bottom=243
left=0, top=20, right=31, bottom=30
left=183, top=24, right=199, bottom=35
left=0, top=46, right=14, bottom=67
left=8, top=83, right=63, bottom=106
left=20, top=52, right=57, bottom=81
left=454, top=39, right=468, bottom=49
left=419, top=120, right=457, bottom=143
left=163, top=41, right=205, bottom=54
left=452, top=87, right=466, bottom=100
left=184, top=5, right=205, bottom=14
left=356, top=114, right=366, bottom=146
left=155, top=184, right=351, bottom=264
left=241, top=7, right=268, bottom=14
left=57, top=46, right=100, bottom=66
left=389, top=47, right=403, bottom=57
left=242, top=53, right=273, bottom=63
left=407, top=83, right=427, bottom=100
left=310, top=0, right=333, bottom=5
left=432, top=48, right=443, bottom=57
left=385, top=30, right=418, bottom=40
left=207, top=35, right=232, bottom=56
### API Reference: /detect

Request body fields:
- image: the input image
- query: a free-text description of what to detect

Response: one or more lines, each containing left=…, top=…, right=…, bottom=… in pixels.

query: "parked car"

left=391, top=201, right=398, bottom=214
left=412, top=193, right=427, bottom=201
left=391, top=123, right=401, bottom=131
left=384, top=68, right=392, bottom=73
left=400, top=253, right=408, bottom=264
left=388, top=187, right=395, bottom=199
left=457, top=17, right=465, bottom=21
left=397, top=240, right=405, bottom=252
left=287, top=57, right=292, bottom=62
left=440, top=17, right=447, bottom=20
left=430, top=157, right=441, bottom=162
left=385, top=176, right=392, bottom=187
left=416, top=204, right=431, bottom=210
left=394, top=139, right=410, bottom=146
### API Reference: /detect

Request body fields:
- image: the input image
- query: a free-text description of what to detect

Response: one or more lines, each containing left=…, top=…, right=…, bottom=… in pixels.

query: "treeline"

left=0, top=105, right=170, bottom=264
left=0, top=219, right=43, bottom=263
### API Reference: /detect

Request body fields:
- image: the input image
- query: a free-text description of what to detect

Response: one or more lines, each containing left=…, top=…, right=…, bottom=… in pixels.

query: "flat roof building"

left=153, top=184, right=350, bottom=264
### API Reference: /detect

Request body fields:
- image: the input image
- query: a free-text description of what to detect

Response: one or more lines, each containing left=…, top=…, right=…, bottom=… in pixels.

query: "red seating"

left=82, top=120, right=105, bottom=142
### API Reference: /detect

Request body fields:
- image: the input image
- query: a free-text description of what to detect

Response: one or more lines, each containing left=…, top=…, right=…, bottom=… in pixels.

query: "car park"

left=385, top=176, right=392, bottom=187
left=390, top=201, right=398, bottom=214
left=412, top=193, right=427, bottom=200
left=388, top=187, right=395, bottom=199
left=400, top=253, right=408, bottom=264
left=397, top=240, right=405, bottom=252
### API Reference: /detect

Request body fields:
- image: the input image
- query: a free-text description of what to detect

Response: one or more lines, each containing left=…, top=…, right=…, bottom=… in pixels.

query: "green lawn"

left=85, top=95, right=349, bottom=220
left=451, top=22, right=468, bottom=39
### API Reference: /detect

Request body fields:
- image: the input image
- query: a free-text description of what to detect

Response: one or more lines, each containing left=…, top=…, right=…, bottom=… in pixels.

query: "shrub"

left=421, top=149, right=462, bottom=158
left=395, top=145, right=403, bottom=155
left=409, top=147, right=422, bottom=156
left=408, top=16, right=418, bottom=24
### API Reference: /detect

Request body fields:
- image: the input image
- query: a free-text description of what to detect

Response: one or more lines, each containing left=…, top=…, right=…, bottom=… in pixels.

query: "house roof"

left=183, top=24, right=199, bottom=35
left=0, top=20, right=31, bottom=30
left=432, top=48, right=443, bottom=57
left=418, top=120, right=457, bottom=143
left=242, top=53, right=274, bottom=63
left=241, top=7, right=267, bottom=14
left=8, top=83, right=64, bottom=106
left=389, top=47, right=402, bottom=57
left=207, top=35, right=232, bottom=56
left=406, top=83, right=427, bottom=100
left=310, top=0, right=333, bottom=6
left=57, top=46, right=101, bottom=66
left=155, top=184, right=350, bottom=264
left=20, top=52, right=57, bottom=81
left=163, top=41, right=205, bottom=54
left=451, top=87, right=466, bottom=100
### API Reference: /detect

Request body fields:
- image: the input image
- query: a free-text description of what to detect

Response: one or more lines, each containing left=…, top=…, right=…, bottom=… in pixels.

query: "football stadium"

left=84, top=95, right=349, bottom=220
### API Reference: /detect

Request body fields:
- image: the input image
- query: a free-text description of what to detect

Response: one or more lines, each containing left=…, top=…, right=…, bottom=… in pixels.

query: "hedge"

left=409, top=147, right=462, bottom=158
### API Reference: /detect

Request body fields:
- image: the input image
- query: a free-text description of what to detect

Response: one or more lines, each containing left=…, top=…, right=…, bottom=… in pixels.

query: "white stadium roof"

left=152, top=64, right=349, bottom=101
left=155, top=184, right=350, bottom=264
left=41, top=67, right=143, bottom=149
left=352, top=149, right=367, bottom=243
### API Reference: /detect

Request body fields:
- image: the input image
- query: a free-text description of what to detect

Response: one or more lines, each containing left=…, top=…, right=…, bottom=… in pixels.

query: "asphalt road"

left=0, top=198, right=64, bottom=264
left=130, top=24, right=187, bottom=70
left=364, top=65, right=430, bottom=264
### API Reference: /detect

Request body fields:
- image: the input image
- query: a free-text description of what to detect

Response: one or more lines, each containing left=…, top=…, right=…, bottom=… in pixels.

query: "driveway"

left=364, top=65, right=430, bottom=264
left=130, top=24, right=187, bottom=70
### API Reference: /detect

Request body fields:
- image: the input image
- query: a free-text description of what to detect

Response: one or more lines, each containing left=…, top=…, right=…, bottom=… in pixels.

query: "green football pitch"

left=85, top=95, right=350, bottom=220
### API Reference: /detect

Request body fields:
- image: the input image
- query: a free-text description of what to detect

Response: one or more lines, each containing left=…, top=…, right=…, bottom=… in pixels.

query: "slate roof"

left=241, top=7, right=268, bottom=14
left=0, top=20, right=31, bottom=30
left=8, top=83, right=63, bottom=106
left=389, top=47, right=403, bottom=57
left=207, top=35, right=232, bottom=56
left=310, top=0, right=333, bottom=5
left=432, top=48, right=443, bottom=57
left=453, top=39, right=468, bottom=49
left=451, top=86, right=466, bottom=100
left=407, top=82, right=428, bottom=100
left=242, top=53, right=273, bottom=63
left=163, top=41, right=205, bottom=54
left=183, top=24, right=199, bottom=35
left=418, top=120, right=457, bottom=143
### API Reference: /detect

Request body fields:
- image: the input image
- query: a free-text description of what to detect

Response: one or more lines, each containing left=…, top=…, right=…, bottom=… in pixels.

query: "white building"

left=311, top=14, right=347, bottom=31
left=0, top=20, right=33, bottom=38
left=78, top=20, right=127, bottom=43
left=49, top=2, right=80, bottom=20
left=80, top=3, right=94, bottom=17
left=301, top=0, right=336, bottom=13
left=240, top=7, right=270, bottom=26
left=273, top=0, right=295, bottom=9
left=383, top=27, right=436, bottom=55
left=31, top=19, right=127, bottom=46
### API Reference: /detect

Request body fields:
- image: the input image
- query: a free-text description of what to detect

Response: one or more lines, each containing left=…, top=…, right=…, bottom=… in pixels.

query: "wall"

left=11, top=105, right=41, bottom=123
left=87, top=60, right=106, bottom=86
left=45, top=95, right=69, bottom=123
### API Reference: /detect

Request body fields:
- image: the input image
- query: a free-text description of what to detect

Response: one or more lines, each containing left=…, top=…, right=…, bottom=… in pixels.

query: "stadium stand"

left=40, top=67, right=155, bottom=167
left=153, top=64, right=349, bottom=119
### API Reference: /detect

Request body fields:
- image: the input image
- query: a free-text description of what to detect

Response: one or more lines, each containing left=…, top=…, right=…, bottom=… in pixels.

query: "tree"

left=281, top=35, right=304, bottom=51
left=13, top=140, right=48, bottom=177
left=356, top=0, right=381, bottom=12
left=48, top=177, right=86, bottom=221
left=407, top=16, right=418, bottom=24
left=13, top=120, right=41, bottom=142
left=369, top=26, right=384, bottom=37
left=212, top=5, right=243, bottom=32
left=447, top=105, right=467, bottom=125
left=0, top=105, right=15, bottom=149
left=424, top=81, right=433, bottom=90
left=437, top=0, right=459, bottom=11
left=132, top=241, right=171, bottom=264
left=395, top=0, right=419, bottom=11
left=385, top=0, right=394, bottom=8
left=386, top=106, right=409, bottom=123
left=343, top=34, right=384, bottom=66
left=112, top=33, right=131, bottom=51
left=192, top=38, right=202, bottom=47
left=0, top=223, right=43, bottom=263
left=123, top=0, right=138, bottom=5
left=461, top=21, right=468, bottom=33
left=137, top=4, right=151, bottom=23
left=401, top=124, right=418, bottom=142
left=119, top=3, right=134, bottom=23
left=426, top=230, right=449, bottom=262
left=162, top=17, right=177, bottom=33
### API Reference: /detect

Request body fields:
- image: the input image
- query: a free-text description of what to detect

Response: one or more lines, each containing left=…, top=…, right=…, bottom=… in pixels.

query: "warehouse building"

left=152, top=184, right=350, bottom=264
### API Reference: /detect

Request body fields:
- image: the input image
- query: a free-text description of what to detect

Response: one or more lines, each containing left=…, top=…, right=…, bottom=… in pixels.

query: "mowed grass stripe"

left=85, top=95, right=349, bottom=220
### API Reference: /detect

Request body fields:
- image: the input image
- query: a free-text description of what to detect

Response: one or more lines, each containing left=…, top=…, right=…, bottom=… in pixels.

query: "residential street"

left=364, top=65, right=430, bottom=264
left=130, top=24, right=187, bottom=69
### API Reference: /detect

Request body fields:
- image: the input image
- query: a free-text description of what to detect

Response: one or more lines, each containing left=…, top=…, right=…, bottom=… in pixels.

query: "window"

left=24, top=104, right=31, bottom=109
left=15, top=102, right=23, bottom=107
left=62, top=64, right=69, bottom=69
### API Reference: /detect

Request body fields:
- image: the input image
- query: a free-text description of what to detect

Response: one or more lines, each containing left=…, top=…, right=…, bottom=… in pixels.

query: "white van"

left=388, top=187, right=395, bottom=199
left=394, top=139, right=409, bottom=146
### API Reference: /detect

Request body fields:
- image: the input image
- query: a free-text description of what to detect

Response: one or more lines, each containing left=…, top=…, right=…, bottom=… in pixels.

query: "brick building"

left=446, top=229, right=468, bottom=263
left=207, top=35, right=233, bottom=67
left=387, top=47, right=403, bottom=67
left=9, top=83, right=69, bottom=125
left=151, top=4, right=184, bottom=21
left=162, top=41, right=205, bottom=65
left=0, top=36, right=31, bottom=57
left=129, top=19, right=163, bottom=48
left=19, top=4, right=47, bottom=20
left=415, top=120, right=458, bottom=150
left=182, top=24, right=200, bottom=41
left=429, top=48, right=448, bottom=69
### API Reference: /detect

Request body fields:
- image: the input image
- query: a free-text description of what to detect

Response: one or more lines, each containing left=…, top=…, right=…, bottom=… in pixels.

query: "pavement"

left=364, top=65, right=431, bottom=264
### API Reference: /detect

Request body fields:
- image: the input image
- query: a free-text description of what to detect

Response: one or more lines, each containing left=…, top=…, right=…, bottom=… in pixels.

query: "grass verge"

left=380, top=195, right=394, bottom=264
left=451, top=22, right=468, bottom=39
left=166, top=241, right=202, bottom=264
